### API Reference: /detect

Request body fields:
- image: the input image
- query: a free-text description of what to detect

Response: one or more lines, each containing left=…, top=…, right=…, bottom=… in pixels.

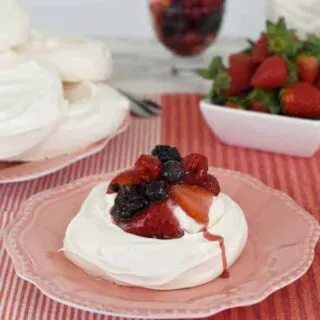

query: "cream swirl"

left=0, top=0, right=29, bottom=52
left=15, top=82, right=129, bottom=161
left=0, top=52, right=66, bottom=160
left=16, top=30, right=112, bottom=82
left=63, top=182, right=248, bottom=290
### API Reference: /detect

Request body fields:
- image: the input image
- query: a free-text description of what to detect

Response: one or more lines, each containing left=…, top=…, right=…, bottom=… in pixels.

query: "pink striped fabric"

left=0, top=93, right=319, bottom=320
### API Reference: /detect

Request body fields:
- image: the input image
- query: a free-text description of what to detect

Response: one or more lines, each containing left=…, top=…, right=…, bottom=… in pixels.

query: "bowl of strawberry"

left=149, top=0, right=225, bottom=57
left=199, top=18, right=320, bottom=157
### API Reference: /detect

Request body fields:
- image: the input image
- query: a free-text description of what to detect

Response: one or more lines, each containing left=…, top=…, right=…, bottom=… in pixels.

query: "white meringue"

left=16, top=30, right=112, bottom=82
left=0, top=51, right=66, bottom=160
left=63, top=182, right=248, bottom=290
left=15, top=82, right=129, bottom=161
left=0, top=0, right=29, bottom=52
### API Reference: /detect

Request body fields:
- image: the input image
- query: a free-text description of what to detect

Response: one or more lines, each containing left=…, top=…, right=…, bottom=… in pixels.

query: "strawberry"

left=226, top=63, right=255, bottom=95
left=107, top=169, right=145, bottom=193
left=315, top=74, right=320, bottom=90
left=251, top=101, right=269, bottom=113
left=122, top=203, right=183, bottom=239
left=229, top=52, right=255, bottom=69
left=247, top=89, right=281, bottom=114
left=200, top=174, right=220, bottom=195
left=183, top=153, right=208, bottom=184
left=251, top=55, right=288, bottom=89
left=135, top=155, right=162, bottom=180
left=170, top=184, right=214, bottom=224
left=252, top=33, right=269, bottom=63
left=296, top=54, right=318, bottom=84
left=281, top=82, right=320, bottom=118
left=199, top=56, right=254, bottom=96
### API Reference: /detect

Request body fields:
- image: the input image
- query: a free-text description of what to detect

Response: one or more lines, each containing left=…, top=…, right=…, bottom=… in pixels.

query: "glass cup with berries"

left=149, top=0, right=226, bottom=75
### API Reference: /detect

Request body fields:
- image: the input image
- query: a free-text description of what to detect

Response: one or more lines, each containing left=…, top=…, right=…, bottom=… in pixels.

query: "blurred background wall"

left=20, top=0, right=266, bottom=39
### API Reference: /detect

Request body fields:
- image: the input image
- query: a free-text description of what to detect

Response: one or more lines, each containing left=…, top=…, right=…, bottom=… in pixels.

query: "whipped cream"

left=63, top=182, right=248, bottom=290
left=0, top=0, right=29, bottom=52
left=0, top=52, right=66, bottom=160
left=14, top=83, right=129, bottom=161
left=16, top=30, right=112, bottom=82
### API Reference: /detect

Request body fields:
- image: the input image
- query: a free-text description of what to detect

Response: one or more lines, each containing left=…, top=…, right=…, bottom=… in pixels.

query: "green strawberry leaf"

left=286, top=59, right=299, bottom=84
left=248, top=89, right=281, bottom=114
left=212, top=69, right=231, bottom=96
left=197, top=56, right=225, bottom=80
left=197, top=68, right=214, bottom=79
left=267, top=18, right=303, bottom=57
left=226, top=96, right=249, bottom=109
left=303, top=34, right=320, bottom=59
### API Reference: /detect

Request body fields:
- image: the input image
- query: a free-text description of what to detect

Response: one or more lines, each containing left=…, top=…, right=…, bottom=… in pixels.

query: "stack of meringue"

left=267, top=0, right=320, bottom=37
left=0, top=0, right=129, bottom=162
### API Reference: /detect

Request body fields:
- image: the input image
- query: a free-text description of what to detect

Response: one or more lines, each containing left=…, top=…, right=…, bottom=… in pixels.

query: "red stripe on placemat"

left=0, top=93, right=319, bottom=320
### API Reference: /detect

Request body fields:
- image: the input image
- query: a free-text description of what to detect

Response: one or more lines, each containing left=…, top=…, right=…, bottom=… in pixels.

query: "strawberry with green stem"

left=251, top=55, right=289, bottom=89
left=252, top=33, right=270, bottom=63
left=295, top=34, right=320, bottom=84
left=199, top=55, right=254, bottom=98
left=281, top=82, right=320, bottom=118
left=248, top=89, right=281, bottom=114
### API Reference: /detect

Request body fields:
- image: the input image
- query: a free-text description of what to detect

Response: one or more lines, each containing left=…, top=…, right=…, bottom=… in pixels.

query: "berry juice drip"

left=181, top=194, right=229, bottom=278
left=203, top=231, right=229, bottom=278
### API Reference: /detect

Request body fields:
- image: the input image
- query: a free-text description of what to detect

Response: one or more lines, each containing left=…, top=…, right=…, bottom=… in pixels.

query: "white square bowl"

left=200, top=100, right=320, bottom=157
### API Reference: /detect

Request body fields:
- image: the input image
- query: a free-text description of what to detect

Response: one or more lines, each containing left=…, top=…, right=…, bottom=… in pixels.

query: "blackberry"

left=151, top=145, right=181, bottom=164
left=146, top=181, right=168, bottom=202
left=111, top=184, right=149, bottom=222
left=162, top=160, right=186, bottom=183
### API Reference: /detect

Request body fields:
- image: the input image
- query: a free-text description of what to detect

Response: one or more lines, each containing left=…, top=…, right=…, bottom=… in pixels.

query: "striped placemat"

left=0, top=94, right=319, bottom=320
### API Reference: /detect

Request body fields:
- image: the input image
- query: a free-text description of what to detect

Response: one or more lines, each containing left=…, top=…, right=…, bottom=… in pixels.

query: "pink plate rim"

left=3, top=168, right=320, bottom=319
left=0, top=116, right=129, bottom=184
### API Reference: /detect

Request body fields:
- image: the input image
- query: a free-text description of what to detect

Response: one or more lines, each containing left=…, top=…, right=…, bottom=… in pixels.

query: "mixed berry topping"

left=108, top=145, right=220, bottom=240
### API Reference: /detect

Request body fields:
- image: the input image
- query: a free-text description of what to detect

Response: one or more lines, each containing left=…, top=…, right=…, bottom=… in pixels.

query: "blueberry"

left=146, top=181, right=168, bottom=202
left=111, top=184, right=149, bottom=222
left=151, top=145, right=181, bottom=164
left=162, top=160, right=185, bottom=183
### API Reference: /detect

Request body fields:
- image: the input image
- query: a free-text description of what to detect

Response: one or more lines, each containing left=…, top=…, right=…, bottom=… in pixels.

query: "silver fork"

left=115, top=88, right=161, bottom=118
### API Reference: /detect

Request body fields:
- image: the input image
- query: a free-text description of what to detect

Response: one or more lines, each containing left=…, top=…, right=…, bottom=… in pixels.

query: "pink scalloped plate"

left=3, top=168, right=320, bottom=319
left=0, top=118, right=129, bottom=184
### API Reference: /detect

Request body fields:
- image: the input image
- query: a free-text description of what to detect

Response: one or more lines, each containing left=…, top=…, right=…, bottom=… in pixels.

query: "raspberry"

left=111, top=185, right=149, bottom=222
left=200, top=174, right=220, bottom=195
left=151, top=145, right=181, bottom=163
left=135, top=155, right=162, bottom=180
left=183, top=153, right=208, bottom=184
left=162, top=160, right=186, bottom=183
